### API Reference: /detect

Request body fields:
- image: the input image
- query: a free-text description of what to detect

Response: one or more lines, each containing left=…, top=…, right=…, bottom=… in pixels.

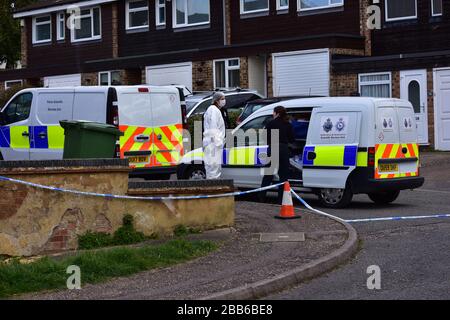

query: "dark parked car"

left=186, top=89, right=263, bottom=119
left=236, top=95, right=321, bottom=125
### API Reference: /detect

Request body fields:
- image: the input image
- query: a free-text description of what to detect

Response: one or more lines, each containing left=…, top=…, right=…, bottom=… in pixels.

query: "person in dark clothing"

left=259, top=106, right=295, bottom=203
left=220, top=107, right=231, bottom=129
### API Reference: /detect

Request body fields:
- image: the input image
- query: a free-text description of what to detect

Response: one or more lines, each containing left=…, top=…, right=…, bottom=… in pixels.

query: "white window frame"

left=4, top=80, right=23, bottom=90
left=173, top=0, right=210, bottom=28
left=126, top=0, right=149, bottom=30
left=98, top=71, right=121, bottom=85
left=240, top=0, right=269, bottom=14
left=385, top=0, right=417, bottom=22
left=70, top=7, right=101, bottom=43
left=156, top=0, right=166, bottom=26
left=432, top=0, right=443, bottom=17
left=32, top=15, right=52, bottom=44
left=57, top=11, right=65, bottom=40
left=298, top=0, right=344, bottom=12
left=358, top=72, right=392, bottom=98
left=213, top=58, right=241, bottom=89
left=277, top=0, right=289, bottom=10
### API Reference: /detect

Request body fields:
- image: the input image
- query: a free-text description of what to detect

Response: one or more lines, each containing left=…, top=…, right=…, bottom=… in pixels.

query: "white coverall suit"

left=203, top=105, right=226, bottom=179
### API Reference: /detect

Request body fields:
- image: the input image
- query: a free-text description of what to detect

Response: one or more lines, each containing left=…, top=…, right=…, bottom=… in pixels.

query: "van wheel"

left=368, top=190, right=400, bottom=205
left=185, top=165, right=206, bottom=180
left=318, top=185, right=353, bottom=209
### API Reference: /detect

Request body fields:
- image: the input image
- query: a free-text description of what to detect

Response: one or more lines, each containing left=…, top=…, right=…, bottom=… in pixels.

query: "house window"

left=173, top=0, right=210, bottom=28
left=432, top=0, right=443, bottom=16
left=32, top=15, right=51, bottom=44
left=359, top=72, right=392, bottom=98
left=57, top=12, right=65, bottom=40
left=298, top=0, right=344, bottom=11
left=126, top=0, right=149, bottom=29
left=156, top=0, right=166, bottom=26
left=277, top=0, right=289, bottom=10
left=4, top=80, right=23, bottom=90
left=214, top=58, right=240, bottom=89
left=240, top=0, right=269, bottom=14
left=71, top=7, right=101, bottom=42
left=385, top=0, right=417, bottom=21
left=99, top=71, right=121, bottom=85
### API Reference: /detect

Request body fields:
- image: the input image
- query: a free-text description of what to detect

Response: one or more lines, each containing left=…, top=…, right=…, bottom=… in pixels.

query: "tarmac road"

left=265, top=152, right=450, bottom=300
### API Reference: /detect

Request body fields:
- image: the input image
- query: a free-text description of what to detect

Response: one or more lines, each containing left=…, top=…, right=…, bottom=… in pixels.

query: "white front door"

left=400, top=70, right=428, bottom=144
left=434, top=69, right=450, bottom=151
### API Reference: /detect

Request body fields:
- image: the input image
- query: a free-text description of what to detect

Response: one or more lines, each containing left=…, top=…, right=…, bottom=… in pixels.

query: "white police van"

left=178, top=97, right=424, bottom=208
left=0, top=86, right=185, bottom=179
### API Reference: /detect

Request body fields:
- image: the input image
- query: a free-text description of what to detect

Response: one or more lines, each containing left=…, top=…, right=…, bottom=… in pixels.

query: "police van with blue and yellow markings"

left=0, top=86, right=186, bottom=180
left=178, top=97, right=424, bottom=208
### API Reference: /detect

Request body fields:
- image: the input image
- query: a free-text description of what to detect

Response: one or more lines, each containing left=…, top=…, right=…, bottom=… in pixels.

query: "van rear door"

left=117, top=88, right=153, bottom=169
left=396, top=103, right=420, bottom=177
left=150, top=89, right=183, bottom=167
left=303, top=108, right=362, bottom=188
left=374, top=103, right=419, bottom=179
left=30, top=89, right=74, bottom=160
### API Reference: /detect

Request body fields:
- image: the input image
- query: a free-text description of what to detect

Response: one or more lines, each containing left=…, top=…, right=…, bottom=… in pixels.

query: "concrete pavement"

left=22, top=201, right=356, bottom=300
left=266, top=151, right=450, bottom=300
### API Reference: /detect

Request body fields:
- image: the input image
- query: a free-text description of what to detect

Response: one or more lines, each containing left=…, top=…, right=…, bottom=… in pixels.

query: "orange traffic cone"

left=275, top=181, right=301, bottom=220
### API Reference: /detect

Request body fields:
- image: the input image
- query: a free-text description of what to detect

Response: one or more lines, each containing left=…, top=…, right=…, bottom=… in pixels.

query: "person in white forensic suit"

left=203, top=92, right=226, bottom=179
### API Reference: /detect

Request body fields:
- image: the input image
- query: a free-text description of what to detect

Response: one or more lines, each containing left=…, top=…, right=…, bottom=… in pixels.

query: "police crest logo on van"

left=320, top=116, right=348, bottom=140
left=336, top=118, right=345, bottom=132
left=322, top=118, right=333, bottom=133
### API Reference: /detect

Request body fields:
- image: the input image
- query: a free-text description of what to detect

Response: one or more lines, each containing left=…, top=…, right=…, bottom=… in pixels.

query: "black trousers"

left=260, top=143, right=290, bottom=203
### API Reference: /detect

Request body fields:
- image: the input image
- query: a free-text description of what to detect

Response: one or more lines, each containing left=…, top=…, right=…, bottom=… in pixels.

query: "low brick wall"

left=0, top=160, right=234, bottom=257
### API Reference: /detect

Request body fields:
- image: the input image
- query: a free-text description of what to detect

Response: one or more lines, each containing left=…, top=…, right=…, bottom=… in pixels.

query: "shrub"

left=78, top=231, right=113, bottom=250
left=78, top=214, right=147, bottom=249
left=173, top=225, right=202, bottom=237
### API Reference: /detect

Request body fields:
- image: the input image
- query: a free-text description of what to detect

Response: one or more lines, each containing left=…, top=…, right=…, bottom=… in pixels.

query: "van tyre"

left=368, top=190, right=400, bottom=205
left=185, top=165, right=206, bottom=180
left=318, top=184, right=353, bottom=209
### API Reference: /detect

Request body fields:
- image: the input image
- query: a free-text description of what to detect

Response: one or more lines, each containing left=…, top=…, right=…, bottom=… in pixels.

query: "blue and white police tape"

left=0, top=175, right=284, bottom=201
left=344, top=214, right=450, bottom=223
left=290, top=189, right=450, bottom=224
left=289, top=189, right=347, bottom=223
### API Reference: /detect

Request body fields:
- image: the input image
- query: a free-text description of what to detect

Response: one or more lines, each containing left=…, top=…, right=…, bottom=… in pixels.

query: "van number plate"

left=128, top=156, right=150, bottom=164
left=379, top=163, right=399, bottom=172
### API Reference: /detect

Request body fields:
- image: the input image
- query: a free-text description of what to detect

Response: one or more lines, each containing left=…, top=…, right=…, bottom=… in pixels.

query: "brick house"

left=332, top=0, right=450, bottom=150
left=0, top=0, right=448, bottom=150
left=0, top=0, right=365, bottom=92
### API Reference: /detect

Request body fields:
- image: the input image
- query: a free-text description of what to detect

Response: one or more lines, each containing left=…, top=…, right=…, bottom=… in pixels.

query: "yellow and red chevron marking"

left=374, top=143, right=419, bottom=179
left=119, top=124, right=183, bottom=168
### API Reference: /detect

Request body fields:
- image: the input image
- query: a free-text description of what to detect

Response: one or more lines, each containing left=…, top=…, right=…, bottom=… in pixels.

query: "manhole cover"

left=259, top=232, right=305, bottom=243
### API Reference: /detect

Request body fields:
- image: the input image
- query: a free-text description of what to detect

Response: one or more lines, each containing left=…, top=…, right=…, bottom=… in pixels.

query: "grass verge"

left=0, top=239, right=217, bottom=298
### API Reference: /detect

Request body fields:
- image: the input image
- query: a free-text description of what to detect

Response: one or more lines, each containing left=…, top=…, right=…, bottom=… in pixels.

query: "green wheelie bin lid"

left=60, top=120, right=124, bottom=136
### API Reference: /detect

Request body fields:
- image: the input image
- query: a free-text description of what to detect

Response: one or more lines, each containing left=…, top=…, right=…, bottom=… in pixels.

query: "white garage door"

left=44, top=74, right=81, bottom=87
left=146, top=62, right=193, bottom=92
left=434, top=69, right=450, bottom=151
left=273, top=49, right=330, bottom=97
